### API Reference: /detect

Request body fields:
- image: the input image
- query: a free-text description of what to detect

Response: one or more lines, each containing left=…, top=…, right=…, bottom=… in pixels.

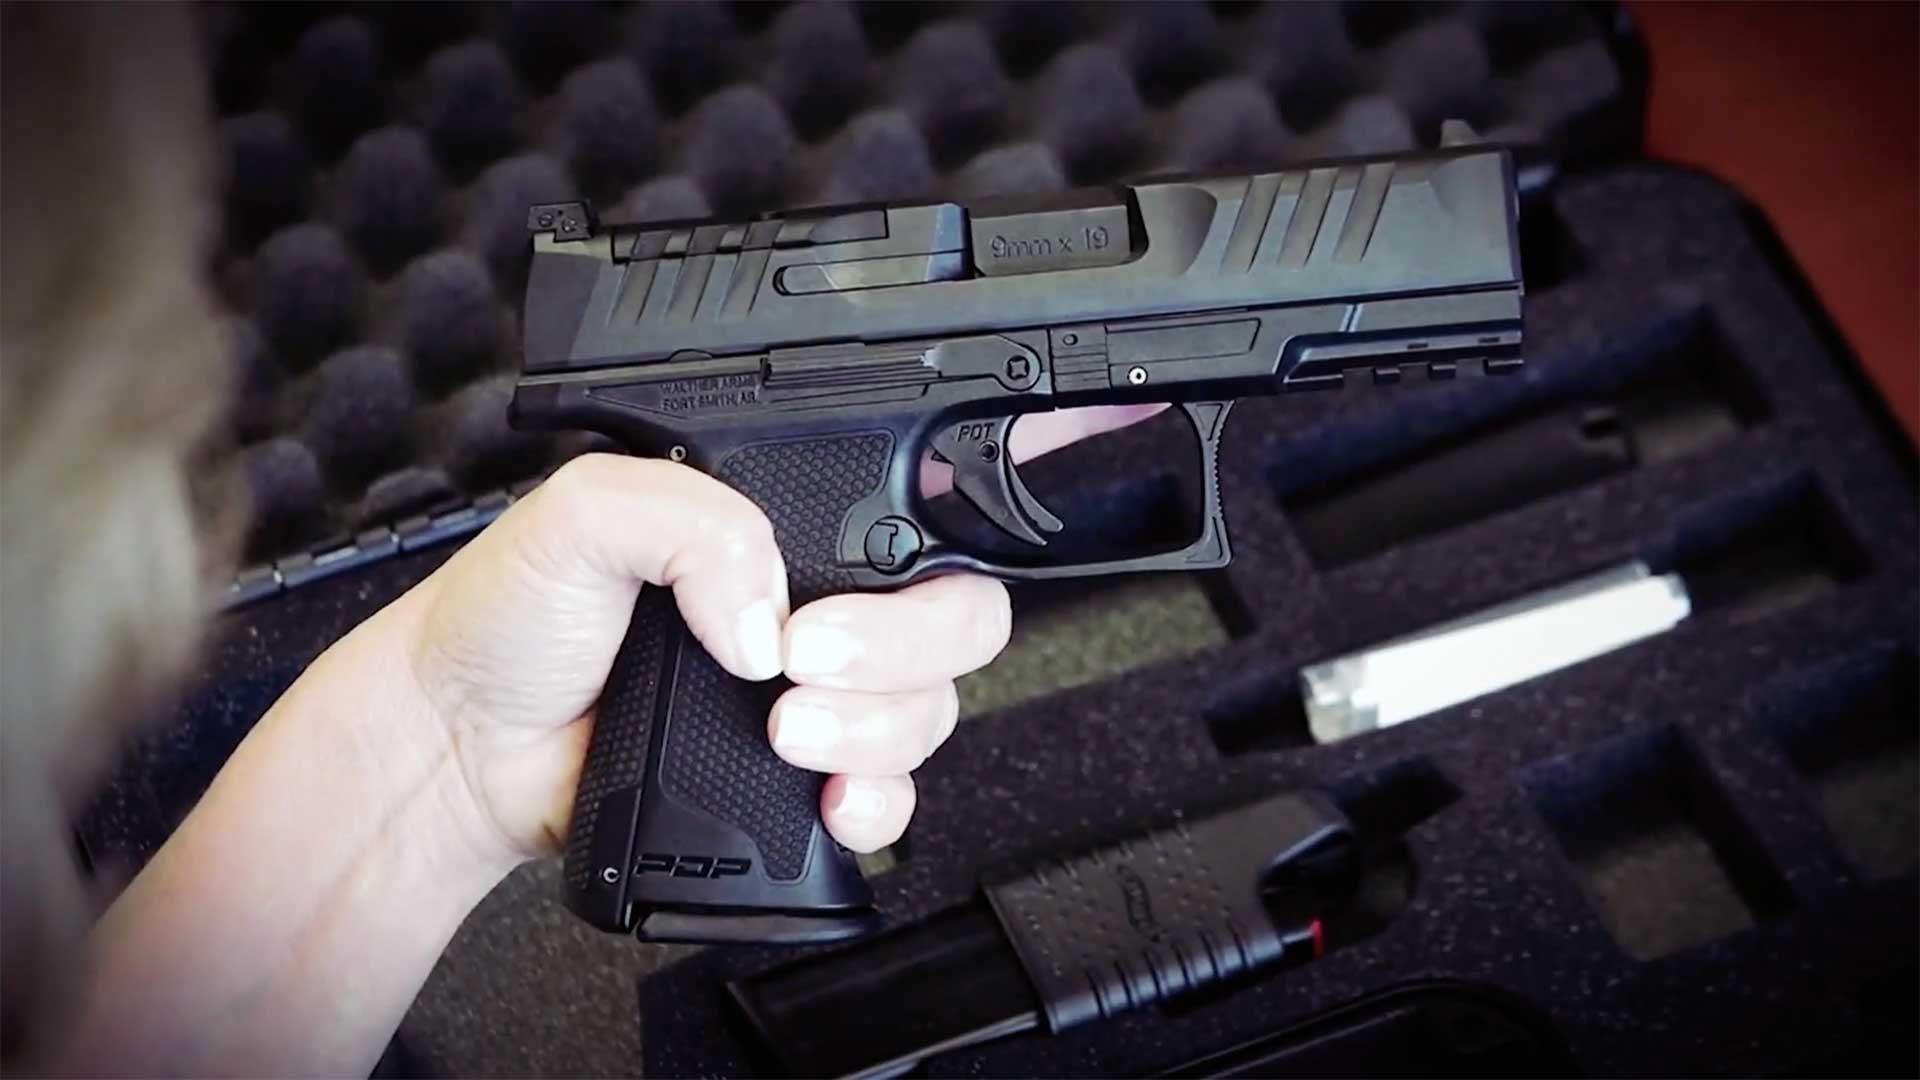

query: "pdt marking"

left=950, top=421, right=996, bottom=444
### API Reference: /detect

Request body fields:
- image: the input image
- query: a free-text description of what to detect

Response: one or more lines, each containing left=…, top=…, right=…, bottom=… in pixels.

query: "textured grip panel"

left=656, top=432, right=894, bottom=880
left=985, top=791, right=1347, bottom=1032
left=716, top=433, right=893, bottom=603
left=563, top=587, right=672, bottom=893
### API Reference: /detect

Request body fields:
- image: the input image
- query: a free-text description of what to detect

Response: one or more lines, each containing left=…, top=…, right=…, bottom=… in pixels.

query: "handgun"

left=509, top=129, right=1524, bottom=945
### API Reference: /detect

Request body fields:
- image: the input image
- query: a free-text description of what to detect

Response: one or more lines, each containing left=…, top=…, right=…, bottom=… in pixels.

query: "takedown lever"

left=931, top=416, right=1065, bottom=547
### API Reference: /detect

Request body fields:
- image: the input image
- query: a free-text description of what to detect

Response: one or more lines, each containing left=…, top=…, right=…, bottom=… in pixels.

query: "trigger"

left=1005, top=452, right=1064, bottom=537
left=931, top=416, right=1064, bottom=547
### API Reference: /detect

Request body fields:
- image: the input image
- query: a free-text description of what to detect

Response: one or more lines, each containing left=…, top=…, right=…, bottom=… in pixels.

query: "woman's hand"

left=381, top=404, right=1164, bottom=865
left=51, top=404, right=1161, bottom=1078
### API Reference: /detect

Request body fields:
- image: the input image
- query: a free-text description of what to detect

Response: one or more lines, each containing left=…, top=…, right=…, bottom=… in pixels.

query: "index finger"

left=781, top=574, right=1012, bottom=692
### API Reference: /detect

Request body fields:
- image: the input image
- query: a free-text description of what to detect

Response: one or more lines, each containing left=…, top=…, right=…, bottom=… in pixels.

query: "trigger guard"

left=848, top=401, right=1237, bottom=587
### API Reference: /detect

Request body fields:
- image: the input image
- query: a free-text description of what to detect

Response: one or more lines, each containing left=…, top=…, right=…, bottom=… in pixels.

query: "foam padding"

left=82, top=3, right=1919, bottom=1077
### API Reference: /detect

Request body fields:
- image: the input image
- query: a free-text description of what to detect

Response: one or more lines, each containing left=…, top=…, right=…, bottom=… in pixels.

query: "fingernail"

left=770, top=701, right=841, bottom=769
left=734, top=599, right=784, bottom=681
left=831, top=777, right=889, bottom=823
left=785, top=623, right=862, bottom=682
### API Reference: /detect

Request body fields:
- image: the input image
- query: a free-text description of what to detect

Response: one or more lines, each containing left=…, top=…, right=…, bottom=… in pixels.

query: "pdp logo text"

left=635, top=853, right=751, bottom=878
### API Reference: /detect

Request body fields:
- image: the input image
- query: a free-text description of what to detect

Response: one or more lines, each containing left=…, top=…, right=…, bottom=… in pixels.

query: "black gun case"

left=83, top=4, right=1913, bottom=1076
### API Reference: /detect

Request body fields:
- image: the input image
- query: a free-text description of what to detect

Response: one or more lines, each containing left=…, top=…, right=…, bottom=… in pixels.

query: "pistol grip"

left=562, top=432, right=905, bottom=944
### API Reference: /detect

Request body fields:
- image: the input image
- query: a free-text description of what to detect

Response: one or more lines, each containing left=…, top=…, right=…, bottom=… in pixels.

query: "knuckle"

left=535, top=459, right=585, bottom=514
left=917, top=684, right=961, bottom=761
left=539, top=453, right=622, bottom=518
left=934, top=681, right=961, bottom=726
left=895, top=743, right=932, bottom=773
left=744, top=505, right=779, bottom=549
left=528, top=454, right=669, bottom=555
left=510, top=459, right=608, bottom=567
left=970, top=580, right=1014, bottom=657
left=549, top=451, right=616, bottom=491
left=708, top=507, right=776, bottom=565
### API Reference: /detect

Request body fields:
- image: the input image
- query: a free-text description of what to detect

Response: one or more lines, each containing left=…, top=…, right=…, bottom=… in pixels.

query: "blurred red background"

left=1632, top=1, right=1918, bottom=443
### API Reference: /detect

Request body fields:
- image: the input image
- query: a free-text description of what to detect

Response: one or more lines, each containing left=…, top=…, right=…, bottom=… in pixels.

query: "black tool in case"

left=80, top=3, right=1913, bottom=1076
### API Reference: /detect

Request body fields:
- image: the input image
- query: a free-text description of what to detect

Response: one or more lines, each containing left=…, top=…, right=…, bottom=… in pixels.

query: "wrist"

left=275, top=587, right=529, bottom=889
left=60, top=592, right=524, bottom=1077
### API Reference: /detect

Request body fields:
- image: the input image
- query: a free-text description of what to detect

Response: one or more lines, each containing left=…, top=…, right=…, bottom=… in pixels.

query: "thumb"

left=513, top=453, right=791, bottom=682
left=416, top=452, right=790, bottom=735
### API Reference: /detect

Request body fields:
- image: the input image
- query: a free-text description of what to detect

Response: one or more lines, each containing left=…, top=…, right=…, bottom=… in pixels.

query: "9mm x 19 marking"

left=987, top=225, right=1113, bottom=261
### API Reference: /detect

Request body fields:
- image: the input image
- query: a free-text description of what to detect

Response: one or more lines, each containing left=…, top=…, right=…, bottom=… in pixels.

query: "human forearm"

left=57, top=591, right=518, bottom=1077
left=42, top=427, right=1141, bottom=1073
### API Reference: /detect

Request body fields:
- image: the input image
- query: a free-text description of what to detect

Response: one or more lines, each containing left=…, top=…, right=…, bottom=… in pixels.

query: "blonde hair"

left=1, top=2, right=230, bottom=1056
